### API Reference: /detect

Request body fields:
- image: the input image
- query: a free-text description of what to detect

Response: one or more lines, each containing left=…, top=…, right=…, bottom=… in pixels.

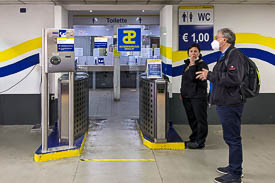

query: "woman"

left=180, top=43, right=208, bottom=149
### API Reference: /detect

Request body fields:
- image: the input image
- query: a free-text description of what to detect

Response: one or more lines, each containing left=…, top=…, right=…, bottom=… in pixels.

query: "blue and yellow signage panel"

left=118, top=28, right=141, bottom=52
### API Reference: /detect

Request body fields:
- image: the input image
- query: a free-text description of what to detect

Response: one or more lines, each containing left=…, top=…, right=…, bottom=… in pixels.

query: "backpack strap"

left=224, top=48, right=236, bottom=66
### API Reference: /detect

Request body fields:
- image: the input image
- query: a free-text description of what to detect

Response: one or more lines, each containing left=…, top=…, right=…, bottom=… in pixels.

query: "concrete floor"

left=0, top=89, right=275, bottom=183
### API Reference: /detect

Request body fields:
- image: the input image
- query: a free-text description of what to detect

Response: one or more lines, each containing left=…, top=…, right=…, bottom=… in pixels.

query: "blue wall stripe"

left=0, top=54, right=39, bottom=77
left=163, top=48, right=275, bottom=77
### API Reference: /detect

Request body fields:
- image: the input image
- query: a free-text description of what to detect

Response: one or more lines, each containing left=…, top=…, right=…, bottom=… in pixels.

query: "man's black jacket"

left=207, top=45, right=246, bottom=106
left=180, top=56, right=208, bottom=98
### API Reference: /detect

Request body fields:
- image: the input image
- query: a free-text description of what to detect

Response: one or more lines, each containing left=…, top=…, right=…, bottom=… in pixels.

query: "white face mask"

left=211, top=40, right=220, bottom=50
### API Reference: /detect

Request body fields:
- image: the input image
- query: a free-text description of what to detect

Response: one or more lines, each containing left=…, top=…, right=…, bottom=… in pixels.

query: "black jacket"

left=180, top=56, right=208, bottom=98
left=207, top=45, right=246, bottom=106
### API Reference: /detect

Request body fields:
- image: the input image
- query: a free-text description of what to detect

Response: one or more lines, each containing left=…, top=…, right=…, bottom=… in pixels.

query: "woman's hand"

left=189, top=55, right=196, bottom=66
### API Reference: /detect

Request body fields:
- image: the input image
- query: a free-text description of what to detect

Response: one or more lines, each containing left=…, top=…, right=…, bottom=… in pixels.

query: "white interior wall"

left=172, top=4, right=275, bottom=93
left=0, top=5, right=54, bottom=94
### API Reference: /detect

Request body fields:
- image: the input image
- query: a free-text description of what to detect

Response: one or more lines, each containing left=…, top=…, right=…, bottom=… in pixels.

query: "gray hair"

left=218, top=28, right=236, bottom=45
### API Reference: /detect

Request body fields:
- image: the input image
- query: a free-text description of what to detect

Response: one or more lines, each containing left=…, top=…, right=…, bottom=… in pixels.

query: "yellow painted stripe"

left=0, top=37, right=42, bottom=63
left=34, top=148, right=81, bottom=162
left=160, top=45, right=188, bottom=63
left=161, top=33, right=275, bottom=63
left=80, top=159, right=155, bottom=162
left=34, top=132, right=87, bottom=162
left=73, top=14, right=159, bottom=17
left=173, top=50, right=188, bottom=63
left=235, top=33, right=275, bottom=50
left=160, top=45, right=173, bottom=60
left=136, top=122, right=185, bottom=150
left=179, top=6, right=213, bottom=9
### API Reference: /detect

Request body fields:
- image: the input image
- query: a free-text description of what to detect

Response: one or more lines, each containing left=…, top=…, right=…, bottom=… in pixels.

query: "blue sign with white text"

left=98, top=58, right=105, bottom=64
left=179, top=25, right=213, bottom=51
left=94, top=42, right=107, bottom=48
left=57, top=44, right=74, bottom=52
left=118, top=28, right=141, bottom=51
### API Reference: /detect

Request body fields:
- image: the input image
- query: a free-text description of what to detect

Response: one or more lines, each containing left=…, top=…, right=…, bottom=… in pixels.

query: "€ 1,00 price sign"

left=179, top=25, right=213, bottom=51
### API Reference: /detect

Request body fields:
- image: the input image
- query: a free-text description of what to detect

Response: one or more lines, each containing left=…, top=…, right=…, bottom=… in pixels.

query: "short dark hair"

left=187, top=43, right=201, bottom=53
left=218, top=28, right=236, bottom=45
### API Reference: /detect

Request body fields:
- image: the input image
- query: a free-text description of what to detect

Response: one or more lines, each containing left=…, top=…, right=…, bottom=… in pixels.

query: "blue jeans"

left=216, top=104, right=244, bottom=177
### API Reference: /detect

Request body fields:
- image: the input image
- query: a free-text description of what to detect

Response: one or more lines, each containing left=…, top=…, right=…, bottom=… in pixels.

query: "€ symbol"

left=183, top=33, right=188, bottom=42
left=122, top=30, right=136, bottom=44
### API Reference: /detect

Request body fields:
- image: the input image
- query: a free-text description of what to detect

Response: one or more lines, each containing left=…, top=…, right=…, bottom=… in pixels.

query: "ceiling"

left=0, top=0, right=274, bottom=5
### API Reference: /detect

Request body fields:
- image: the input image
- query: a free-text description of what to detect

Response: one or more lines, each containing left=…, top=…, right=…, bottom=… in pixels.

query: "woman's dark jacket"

left=180, top=56, right=208, bottom=98
left=207, top=45, right=246, bottom=106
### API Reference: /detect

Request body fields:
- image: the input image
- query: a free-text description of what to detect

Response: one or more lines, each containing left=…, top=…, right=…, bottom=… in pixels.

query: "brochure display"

left=147, top=59, right=162, bottom=79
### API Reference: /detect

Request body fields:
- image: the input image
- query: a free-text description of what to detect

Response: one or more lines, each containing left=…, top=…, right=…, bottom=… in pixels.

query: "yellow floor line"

left=80, top=159, right=156, bottom=162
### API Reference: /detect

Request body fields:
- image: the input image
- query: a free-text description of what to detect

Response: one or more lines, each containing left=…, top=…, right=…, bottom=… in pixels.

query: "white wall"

left=0, top=5, right=54, bottom=94
left=170, top=4, right=275, bottom=93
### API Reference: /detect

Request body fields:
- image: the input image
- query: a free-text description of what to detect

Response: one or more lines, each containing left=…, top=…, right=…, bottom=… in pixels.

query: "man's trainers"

left=217, top=166, right=244, bottom=178
left=214, top=174, right=243, bottom=183
left=217, top=166, right=230, bottom=175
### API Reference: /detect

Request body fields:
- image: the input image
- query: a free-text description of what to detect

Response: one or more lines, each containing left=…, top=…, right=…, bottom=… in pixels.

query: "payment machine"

left=41, top=28, right=76, bottom=152
left=45, top=28, right=75, bottom=73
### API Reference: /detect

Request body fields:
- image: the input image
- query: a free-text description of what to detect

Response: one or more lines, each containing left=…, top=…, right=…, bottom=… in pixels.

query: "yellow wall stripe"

left=161, top=33, right=275, bottom=64
left=80, top=159, right=155, bottom=162
left=0, top=37, right=42, bottom=63
left=179, top=6, right=213, bottom=9
left=160, top=45, right=188, bottom=63
left=236, top=33, right=275, bottom=50
left=160, top=45, right=173, bottom=60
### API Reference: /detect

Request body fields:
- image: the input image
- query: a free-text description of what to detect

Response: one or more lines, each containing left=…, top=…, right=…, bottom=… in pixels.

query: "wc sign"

left=179, top=6, right=213, bottom=25
left=178, top=6, right=214, bottom=50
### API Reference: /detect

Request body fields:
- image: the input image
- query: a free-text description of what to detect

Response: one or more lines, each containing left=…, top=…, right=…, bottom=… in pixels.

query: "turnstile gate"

left=139, top=76, right=167, bottom=142
left=58, top=73, right=89, bottom=143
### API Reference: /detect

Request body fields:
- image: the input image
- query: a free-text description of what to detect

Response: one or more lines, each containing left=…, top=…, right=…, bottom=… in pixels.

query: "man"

left=196, top=28, right=245, bottom=183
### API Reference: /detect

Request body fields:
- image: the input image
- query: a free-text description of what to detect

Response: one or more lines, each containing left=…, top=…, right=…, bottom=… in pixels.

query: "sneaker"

left=217, top=166, right=244, bottom=178
left=184, top=140, right=192, bottom=147
left=186, top=142, right=205, bottom=149
left=214, top=174, right=243, bottom=183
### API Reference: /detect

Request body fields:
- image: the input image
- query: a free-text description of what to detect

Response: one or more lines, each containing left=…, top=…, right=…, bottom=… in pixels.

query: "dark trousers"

left=216, top=104, right=244, bottom=177
left=182, top=97, right=208, bottom=145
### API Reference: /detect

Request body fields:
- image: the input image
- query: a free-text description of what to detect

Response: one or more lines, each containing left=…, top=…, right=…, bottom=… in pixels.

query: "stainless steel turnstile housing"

left=58, top=73, right=89, bottom=143
left=139, top=76, right=167, bottom=142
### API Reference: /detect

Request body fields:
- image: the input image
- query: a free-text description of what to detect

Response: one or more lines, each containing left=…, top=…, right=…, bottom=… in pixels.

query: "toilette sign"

left=73, top=15, right=160, bottom=25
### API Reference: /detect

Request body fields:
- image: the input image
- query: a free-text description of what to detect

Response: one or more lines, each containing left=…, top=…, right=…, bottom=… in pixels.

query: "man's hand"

left=196, top=69, right=209, bottom=80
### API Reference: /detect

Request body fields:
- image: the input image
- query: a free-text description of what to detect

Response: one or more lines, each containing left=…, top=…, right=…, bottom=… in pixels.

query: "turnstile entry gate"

left=139, top=76, right=168, bottom=142
left=58, top=73, right=89, bottom=143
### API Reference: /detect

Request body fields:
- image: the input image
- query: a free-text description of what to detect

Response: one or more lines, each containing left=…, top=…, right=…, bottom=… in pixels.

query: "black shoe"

left=217, top=166, right=244, bottom=178
left=186, top=142, right=205, bottom=149
left=184, top=140, right=192, bottom=146
left=214, top=174, right=243, bottom=183
left=217, top=166, right=230, bottom=175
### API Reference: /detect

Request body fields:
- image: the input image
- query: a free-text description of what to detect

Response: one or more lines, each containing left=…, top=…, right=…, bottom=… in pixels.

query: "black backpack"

left=225, top=48, right=261, bottom=98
